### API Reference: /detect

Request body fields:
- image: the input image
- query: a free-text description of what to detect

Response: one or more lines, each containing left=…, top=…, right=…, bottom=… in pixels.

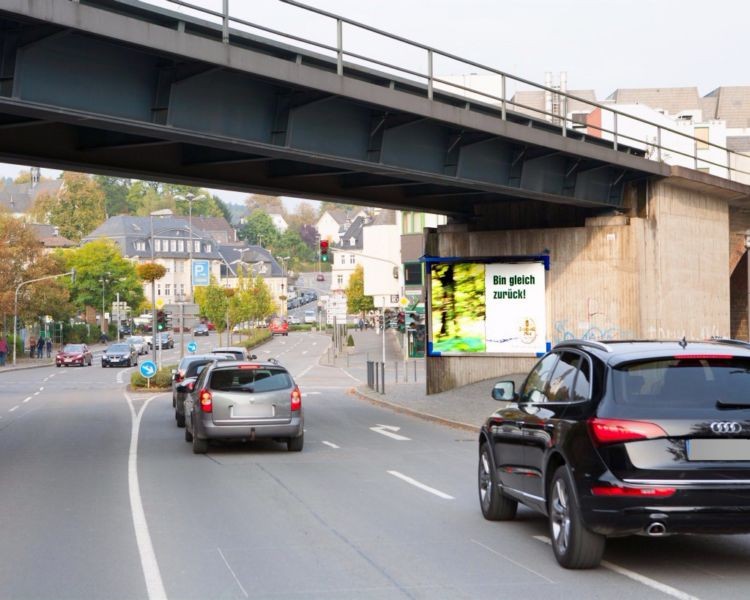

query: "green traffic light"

left=157, top=323, right=164, bottom=330
left=321, top=254, right=328, bottom=262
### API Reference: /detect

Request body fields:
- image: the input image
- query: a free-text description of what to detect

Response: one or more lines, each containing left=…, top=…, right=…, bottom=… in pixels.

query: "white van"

left=304, top=309, right=316, bottom=324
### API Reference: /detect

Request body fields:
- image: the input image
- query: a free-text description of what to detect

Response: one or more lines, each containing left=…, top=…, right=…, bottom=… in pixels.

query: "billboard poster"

left=429, top=259, right=546, bottom=356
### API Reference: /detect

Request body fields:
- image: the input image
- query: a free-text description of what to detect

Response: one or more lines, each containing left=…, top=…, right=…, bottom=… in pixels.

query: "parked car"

left=478, top=338, right=750, bottom=569
left=269, top=317, right=288, bottom=336
left=128, top=335, right=148, bottom=355
left=182, top=359, right=304, bottom=453
left=101, top=342, right=138, bottom=367
left=316, top=273, right=324, bottom=282
left=55, top=343, right=93, bottom=367
left=171, top=354, right=235, bottom=427
left=119, top=324, right=132, bottom=336
left=193, top=323, right=209, bottom=336
left=210, top=346, right=249, bottom=361
left=303, top=309, right=316, bottom=324
left=289, top=315, right=300, bottom=325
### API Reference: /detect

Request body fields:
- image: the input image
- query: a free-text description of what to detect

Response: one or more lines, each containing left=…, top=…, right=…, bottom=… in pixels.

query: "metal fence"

left=80, top=0, right=750, bottom=184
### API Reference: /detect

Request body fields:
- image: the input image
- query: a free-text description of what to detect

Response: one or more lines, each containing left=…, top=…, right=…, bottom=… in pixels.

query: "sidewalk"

left=329, top=328, right=526, bottom=432
left=0, top=343, right=110, bottom=373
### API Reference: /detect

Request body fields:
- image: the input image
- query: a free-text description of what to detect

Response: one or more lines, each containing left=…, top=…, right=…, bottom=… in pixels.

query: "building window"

left=180, top=284, right=185, bottom=297
left=194, top=240, right=200, bottom=253
left=337, top=274, right=343, bottom=287
left=350, top=255, right=356, bottom=264
left=165, top=284, right=171, bottom=296
left=156, top=284, right=161, bottom=296
left=404, top=262, right=423, bottom=287
left=155, top=239, right=162, bottom=252
left=170, top=239, right=177, bottom=252
left=340, top=254, right=345, bottom=265
left=178, top=239, right=184, bottom=252
left=205, top=244, right=211, bottom=253
left=695, top=127, right=710, bottom=150
left=134, top=241, right=146, bottom=251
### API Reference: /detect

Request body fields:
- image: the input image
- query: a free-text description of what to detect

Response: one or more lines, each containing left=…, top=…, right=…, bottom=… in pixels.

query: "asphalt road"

left=1, top=333, right=749, bottom=599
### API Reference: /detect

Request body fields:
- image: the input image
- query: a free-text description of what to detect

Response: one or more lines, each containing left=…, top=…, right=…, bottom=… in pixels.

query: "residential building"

left=218, top=244, right=287, bottom=316
left=316, top=209, right=348, bottom=244
left=330, top=216, right=365, bottom=292
left=191, top=216, right=237, bottom=244
left=399, top=211, right=447, bottom=301
left=267, top=210, right=289, bottom=233
left=362, top=210, right=401, bottom=309
left=0, top=167, right=62, bottom=218
left=28, top=223, right=77, bottom=252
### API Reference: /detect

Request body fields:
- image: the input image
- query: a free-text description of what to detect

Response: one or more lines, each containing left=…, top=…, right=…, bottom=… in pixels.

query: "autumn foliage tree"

left=345, top=265, right=375, bottom=314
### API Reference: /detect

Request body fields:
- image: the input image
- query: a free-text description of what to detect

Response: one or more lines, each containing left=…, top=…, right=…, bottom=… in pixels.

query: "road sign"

left=155, top=298, right=164, bottom=309
left=192, top=260, right=210, bottom=286
left=139, top=360, right=157, bottom=379
left=164, top=303, right=200, bottom=315
left=399, top=296, right=409, bottom=307
left=187, top=341, right=197, bottom=353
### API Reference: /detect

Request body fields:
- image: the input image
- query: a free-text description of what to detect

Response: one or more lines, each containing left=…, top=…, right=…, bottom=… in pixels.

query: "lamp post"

left=150, top=209, right=172, bottom=365
left=98, top=272, right=111, bottom=336
left=276, top=256, right=290, bottom=316
left=175, top=193, right=206, bottom=302
left=13, top=269, right=75, bottom=365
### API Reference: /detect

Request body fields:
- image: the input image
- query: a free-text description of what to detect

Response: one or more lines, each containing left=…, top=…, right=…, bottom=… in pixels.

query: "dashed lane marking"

left=33, top=391, right=40, bottom=396
left=470, top=540, right=554, bottom=583
left=23, top=397, right=31, bottom=403
left=533, top=536, right=700, bottom=600
left=322, top=441, right=340, bottom=449
left=9, top=406, right=19, bottom=412
left=387, top=470, right=454, bottom=500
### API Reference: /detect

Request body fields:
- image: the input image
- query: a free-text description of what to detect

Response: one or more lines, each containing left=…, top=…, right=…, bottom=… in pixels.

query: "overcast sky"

left=2, top=0, right=747, bottom=205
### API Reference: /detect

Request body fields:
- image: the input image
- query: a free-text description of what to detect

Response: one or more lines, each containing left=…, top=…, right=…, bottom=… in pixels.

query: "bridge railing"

left=86, top=0, right=750, bottom=184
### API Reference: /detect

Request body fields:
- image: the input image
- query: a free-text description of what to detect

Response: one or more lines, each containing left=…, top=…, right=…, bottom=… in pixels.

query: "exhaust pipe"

left=646, top=522, right=667, bottom=537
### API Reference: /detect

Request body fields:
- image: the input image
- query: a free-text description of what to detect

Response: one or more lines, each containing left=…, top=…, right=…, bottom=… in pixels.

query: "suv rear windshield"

left=209, top=367, right=292, bottom=393
left=612, top=356, right=750, bottom=411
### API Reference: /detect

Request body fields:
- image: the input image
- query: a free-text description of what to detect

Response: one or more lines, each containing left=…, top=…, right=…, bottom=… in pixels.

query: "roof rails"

left=554, top=339, right=613, bottom=353
left=708, top=337, right=750, bottom=349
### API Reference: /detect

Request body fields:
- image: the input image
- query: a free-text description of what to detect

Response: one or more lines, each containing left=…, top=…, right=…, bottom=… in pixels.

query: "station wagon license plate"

left=687, top=439, right=750, bottom=461
left=232, top=404, right=274, bottom=418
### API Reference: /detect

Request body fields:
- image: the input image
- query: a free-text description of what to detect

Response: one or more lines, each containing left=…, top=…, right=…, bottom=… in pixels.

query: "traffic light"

left=320, top=240, right=329, bottom=263
left=156, top=310, right=165, bottom=331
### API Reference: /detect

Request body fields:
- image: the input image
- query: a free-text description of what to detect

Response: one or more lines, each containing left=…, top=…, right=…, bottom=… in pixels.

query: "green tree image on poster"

left=430, top=262, right=486, bottom=353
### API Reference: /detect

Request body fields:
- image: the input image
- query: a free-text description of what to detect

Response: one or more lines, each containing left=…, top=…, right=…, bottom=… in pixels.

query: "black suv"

left=478, top=339, right=750, bottom=569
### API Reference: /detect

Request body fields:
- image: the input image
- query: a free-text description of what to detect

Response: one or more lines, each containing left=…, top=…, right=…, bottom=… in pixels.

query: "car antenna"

left=678, top=336, right=688, bottom=349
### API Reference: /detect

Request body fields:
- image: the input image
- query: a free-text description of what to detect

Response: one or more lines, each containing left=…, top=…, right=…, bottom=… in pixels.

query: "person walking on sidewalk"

left=46, top=338, right=52, bottom=358
left=36, top=336, right=44, bottom=359
left=29, top=335, right=36, bottom=358
left=0, top=336, right=7, bottom=366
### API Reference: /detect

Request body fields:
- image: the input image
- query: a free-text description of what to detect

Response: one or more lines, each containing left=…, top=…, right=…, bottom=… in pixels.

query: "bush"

left=346, top=334, right=355, bottom=347
left=130, top=364, right=176, bottom=389
left=243, top=329, right=272, bottom=351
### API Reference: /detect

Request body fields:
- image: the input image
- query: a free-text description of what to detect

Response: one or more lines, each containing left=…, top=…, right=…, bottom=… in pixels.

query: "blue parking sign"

left=192, top=260, right=210, bottom=286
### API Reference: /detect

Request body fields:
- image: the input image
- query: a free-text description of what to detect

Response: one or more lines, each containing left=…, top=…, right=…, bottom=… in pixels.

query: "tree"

left=237, top=210, right=280, bottom=249
left=245, top=194, right=283, bottom=214
left=31, top=172, right=106, bottom=241
left=275, top=229, right=316, bottom=269
left=285, top=202, right=318, bottom=231
left=298, top=223, right=319, bottom=250
left=195, top=279, right=229, bottom=343
left=64, top=240, right=145, bottom=313
left=95, top=175, right=132, bottom=217
left=0, top=212, right=74, bottom=328
left=345, top=265, right=374, bottom=314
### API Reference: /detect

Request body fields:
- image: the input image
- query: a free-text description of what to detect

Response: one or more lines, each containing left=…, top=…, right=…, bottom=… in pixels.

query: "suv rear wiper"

left=716, top=399, right=750, bottom=409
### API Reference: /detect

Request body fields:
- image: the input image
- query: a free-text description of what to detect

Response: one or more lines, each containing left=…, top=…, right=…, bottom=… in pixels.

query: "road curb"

left=351, top=386, right=480, bottom=433
left=0, top=362, right=57, bottom=373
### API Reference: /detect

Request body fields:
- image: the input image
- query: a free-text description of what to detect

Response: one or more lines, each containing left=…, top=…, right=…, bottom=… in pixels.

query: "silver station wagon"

left=182, top=360, right=303, bottom=453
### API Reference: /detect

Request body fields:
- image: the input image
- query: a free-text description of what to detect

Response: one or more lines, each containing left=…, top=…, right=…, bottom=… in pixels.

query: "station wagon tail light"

left=291, top=385, right=302, bottom=411
left=591, top=484, right=676, bottom=498
left=199, top=389, right=213, bottom=413
left=239, top=364, right=261, bottom=369
left=588, top=418, right=667, bottom=445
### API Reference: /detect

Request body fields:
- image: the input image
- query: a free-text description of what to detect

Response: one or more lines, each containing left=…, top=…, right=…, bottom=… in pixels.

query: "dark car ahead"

left=101, top=342, right=138, bottom=368
left=182, top=359, right=303, bottom=454
left=171, top=354, right=234, bottom=427
left=479, top=339, right=750, bottom=569
left=193, top=323, right=209, bottom=336
left=56, top=343, right=93, bottom=367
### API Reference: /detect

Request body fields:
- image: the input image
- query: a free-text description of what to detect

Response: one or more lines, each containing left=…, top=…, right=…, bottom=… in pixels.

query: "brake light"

left=199, top=389, right=212, bottom=413
left=239, top=364, right=261, bottom=369
left=588, top=418, right=667, bottom=445
left=591, top=484, right=676, bottom=498
left=676, top=354, right=732, bottom=360
left=291, top=385, right=301, bottom=411
left=186, top=382, right=195, bottom=392
left=175, top=370, right=184, bottom=383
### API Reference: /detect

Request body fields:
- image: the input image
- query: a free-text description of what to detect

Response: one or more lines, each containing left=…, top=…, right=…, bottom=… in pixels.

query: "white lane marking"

left=217, top=548, right=249, bottom=598
left=124, top=391, right=168, bottom=600
left=295, top=366, right=312, bottom=380
left=301, top=350, right=308, bottom=355
left=387, top=471, right=454, bottom=500
left=48, top=374, right=55, bottom=378
left=370, top=424, right=411, bottom=441
left=533, top=536, right=699, bottom=599
left=23, top=397, right=31, bottom=403
left=471, top=539, right=554, bottom=583
left=33, top=391, right=40, bottom=396
left=322, top=441, right=340, bottom=449
left=340, top=368, right=361, bottom=383
left=9, top=406, right=19, bottom=412
left=39, top=386, right=44, bottom=391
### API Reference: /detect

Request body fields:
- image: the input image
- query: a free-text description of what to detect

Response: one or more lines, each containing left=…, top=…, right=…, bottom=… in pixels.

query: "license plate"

left=65, top=359, right=72, bottom=363
left=687, top=439, right=750, bottom=461
left=232, top=405, right=274, bottom=418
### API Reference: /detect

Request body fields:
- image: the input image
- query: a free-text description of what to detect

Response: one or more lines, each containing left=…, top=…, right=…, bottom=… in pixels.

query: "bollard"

left=395, top=361, right=398, bottom=383
left=380, top=361, right=385, bottom=394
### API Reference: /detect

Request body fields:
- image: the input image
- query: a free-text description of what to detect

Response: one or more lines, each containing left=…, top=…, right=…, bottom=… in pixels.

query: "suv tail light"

left=199, top=389, right=213, bottom=413
left=174, top=370, right=184, bottom=383
left=588, top=418, right=667, bottom=445
left=591, top=484, right=676, bottom=498
left=291, top=385, right=301, bottom=411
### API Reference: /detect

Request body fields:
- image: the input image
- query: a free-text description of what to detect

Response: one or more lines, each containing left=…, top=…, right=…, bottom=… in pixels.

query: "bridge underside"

left=0, top=0, right=665, bottom=221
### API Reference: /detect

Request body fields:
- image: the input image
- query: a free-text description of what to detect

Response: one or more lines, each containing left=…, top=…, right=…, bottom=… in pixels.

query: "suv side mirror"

left=491, top=381, right=516, bottom=402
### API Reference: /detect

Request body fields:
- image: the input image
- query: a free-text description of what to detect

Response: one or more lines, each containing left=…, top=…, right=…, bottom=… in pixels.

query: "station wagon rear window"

left=612, top=357, right=750, bottom=410
left=209, top=368, right=292, bottom=393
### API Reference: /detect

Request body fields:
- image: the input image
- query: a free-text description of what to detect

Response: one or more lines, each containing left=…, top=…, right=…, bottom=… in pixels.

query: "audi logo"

left=710, top=422, right=742, bottom=434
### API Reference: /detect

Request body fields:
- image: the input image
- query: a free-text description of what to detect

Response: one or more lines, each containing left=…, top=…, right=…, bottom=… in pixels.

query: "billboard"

left=428, top=258, right=547, bottom=356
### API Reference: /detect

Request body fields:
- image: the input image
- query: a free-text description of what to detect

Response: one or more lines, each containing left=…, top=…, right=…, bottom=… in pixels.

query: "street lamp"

left=175, top=193, right=206, bottom=302
left=150, top=208, right=172, bottom=367
left=276, top=256, right=290, bottom=316
left=98, top=272, right=111, bottom=335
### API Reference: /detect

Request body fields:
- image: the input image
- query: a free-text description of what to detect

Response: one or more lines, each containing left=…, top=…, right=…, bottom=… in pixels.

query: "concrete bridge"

left=1, top=0, right=750, bottom=392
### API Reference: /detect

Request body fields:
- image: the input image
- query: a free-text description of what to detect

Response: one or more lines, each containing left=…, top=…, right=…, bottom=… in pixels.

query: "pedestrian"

left=0, top=335, right=7, bottom=367
left=358, top=318, right=364, bottom=332
left=46, top=338, right=52, bottom=358
left=36, top=336, right=44, bottom=359
left=29, top=335, right=36, bottom=358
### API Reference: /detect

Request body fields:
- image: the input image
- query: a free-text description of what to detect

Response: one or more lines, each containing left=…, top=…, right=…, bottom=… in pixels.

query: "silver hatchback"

left=184, top=360, right=303, bottom=453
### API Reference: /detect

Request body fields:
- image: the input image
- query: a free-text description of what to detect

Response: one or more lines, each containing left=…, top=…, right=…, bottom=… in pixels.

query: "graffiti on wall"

left=553, top=320, right=634, bottom=343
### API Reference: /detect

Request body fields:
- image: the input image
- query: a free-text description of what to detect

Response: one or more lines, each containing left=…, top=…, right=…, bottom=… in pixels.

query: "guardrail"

left=77, top=0, right=750, bottom=184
